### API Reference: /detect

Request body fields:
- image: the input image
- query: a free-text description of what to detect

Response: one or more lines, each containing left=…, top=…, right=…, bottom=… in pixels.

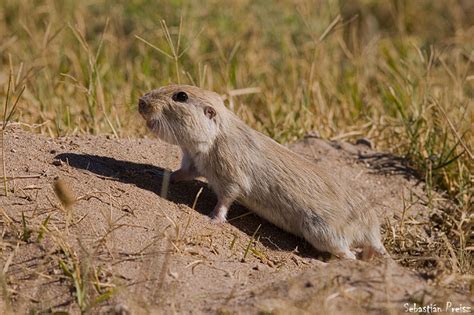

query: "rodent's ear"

left=204, top=106, right=216, bottom=119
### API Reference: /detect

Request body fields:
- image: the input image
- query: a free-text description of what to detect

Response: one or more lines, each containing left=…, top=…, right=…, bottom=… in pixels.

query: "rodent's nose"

left=138, top=98, right=149, bottom=114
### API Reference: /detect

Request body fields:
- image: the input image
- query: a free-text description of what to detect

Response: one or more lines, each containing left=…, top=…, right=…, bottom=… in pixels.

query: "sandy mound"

left=0, top=126, right=471, bottom=314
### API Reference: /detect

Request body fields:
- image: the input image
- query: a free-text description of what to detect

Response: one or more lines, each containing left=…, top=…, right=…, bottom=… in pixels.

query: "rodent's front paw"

left=209, top=205, right=228, bottom=224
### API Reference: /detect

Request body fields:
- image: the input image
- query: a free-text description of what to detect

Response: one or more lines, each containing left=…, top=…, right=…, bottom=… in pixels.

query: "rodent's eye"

left=172, top=91, right=188, bottom=103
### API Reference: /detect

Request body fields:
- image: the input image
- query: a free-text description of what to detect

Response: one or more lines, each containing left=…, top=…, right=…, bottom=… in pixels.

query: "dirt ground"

left=0, top=126, right=471, bottom=314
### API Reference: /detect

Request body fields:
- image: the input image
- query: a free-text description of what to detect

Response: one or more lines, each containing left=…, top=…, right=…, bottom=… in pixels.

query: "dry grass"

left=0, top=0, right=473, bottom=312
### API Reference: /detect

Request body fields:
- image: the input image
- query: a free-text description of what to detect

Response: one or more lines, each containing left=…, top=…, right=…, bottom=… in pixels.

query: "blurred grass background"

left=0, top=0, right=472, bottom=277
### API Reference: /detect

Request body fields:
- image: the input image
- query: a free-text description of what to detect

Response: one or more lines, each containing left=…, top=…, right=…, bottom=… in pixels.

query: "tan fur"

left=138, top=84, right=388, bottom=260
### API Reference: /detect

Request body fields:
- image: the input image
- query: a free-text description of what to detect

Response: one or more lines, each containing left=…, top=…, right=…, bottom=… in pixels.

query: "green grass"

left=0, top=0, right=472, bottom=297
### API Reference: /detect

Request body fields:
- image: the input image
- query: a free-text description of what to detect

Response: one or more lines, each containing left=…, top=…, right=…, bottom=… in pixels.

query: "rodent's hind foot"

left=360, top=244, right=390, bottom=261
left=333, top=249, right=356, bottom=260
left=360, top=246, right=377, bottom=261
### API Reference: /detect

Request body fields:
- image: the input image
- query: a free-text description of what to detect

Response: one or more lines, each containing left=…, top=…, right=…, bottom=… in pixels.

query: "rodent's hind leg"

left=360, top=231, right=389, bottom=261
left=302, top=225, right=356, bottom=260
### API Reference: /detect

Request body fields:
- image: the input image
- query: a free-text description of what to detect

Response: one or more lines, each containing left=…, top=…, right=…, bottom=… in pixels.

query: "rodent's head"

left=138, top=85, right=226, bottom=152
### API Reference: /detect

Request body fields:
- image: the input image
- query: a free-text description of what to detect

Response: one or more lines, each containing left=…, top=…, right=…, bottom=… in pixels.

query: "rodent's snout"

left=138, top=97, right=149, bottom=115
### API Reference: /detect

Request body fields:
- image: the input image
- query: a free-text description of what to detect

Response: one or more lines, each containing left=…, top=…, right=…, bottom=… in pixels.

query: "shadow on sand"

left=55, top=153, right=326, bottom=260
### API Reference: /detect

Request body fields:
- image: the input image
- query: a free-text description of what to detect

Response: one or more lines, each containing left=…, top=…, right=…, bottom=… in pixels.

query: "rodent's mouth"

left=138, top=105, right=160, bottom=132
left=146, top=119, right=159, bottom=132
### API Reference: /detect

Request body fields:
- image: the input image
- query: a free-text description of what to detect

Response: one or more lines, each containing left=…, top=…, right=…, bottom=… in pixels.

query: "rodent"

left=138, top=84, right=388, bottom=260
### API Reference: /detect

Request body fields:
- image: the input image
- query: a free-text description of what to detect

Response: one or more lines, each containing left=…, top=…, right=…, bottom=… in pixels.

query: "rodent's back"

left=198, top=114, right=376, bottom=241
